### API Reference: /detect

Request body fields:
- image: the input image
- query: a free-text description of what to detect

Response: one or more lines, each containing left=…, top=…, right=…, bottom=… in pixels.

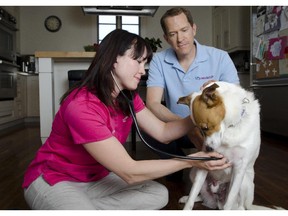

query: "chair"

left=68, top=70, right=86, bottom=89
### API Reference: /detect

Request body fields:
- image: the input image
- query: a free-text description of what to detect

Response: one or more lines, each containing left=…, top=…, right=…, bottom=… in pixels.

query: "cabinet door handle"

left=224, top=31, right=229, bottom=48
left=217, top=35, right=220, bottom=48
left=0, top=59, right=19, bottom=68
left=0, top=110, right=13, bottom=118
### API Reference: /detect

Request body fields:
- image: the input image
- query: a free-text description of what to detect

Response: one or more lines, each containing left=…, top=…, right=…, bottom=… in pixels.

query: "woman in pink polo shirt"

left=23, top=29, right=230, bottom=210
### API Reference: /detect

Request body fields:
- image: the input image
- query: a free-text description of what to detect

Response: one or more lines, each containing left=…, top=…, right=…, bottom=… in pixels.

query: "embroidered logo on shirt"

left=195, top=75, right=214, bottom=80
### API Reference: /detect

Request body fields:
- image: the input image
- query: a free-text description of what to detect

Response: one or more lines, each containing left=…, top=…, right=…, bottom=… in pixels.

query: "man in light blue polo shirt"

left=145, top=7, right=239, bottom=181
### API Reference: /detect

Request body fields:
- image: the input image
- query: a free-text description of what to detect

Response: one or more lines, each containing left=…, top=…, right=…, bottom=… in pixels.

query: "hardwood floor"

left=0, top=125, right=42, bottom=210
left=0, top=125, right=287, bottom=210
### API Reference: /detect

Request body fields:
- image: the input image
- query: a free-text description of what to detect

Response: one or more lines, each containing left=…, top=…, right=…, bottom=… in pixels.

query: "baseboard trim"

left=0, top=117, right=40, bottom=137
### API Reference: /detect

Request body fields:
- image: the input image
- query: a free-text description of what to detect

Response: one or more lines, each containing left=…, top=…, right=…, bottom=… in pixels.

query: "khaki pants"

left=24, top=173, right=168, bottom=210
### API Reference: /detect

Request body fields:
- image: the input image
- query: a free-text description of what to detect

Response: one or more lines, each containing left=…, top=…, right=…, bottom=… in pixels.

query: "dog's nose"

left=206, top=146, right=214, bottom=152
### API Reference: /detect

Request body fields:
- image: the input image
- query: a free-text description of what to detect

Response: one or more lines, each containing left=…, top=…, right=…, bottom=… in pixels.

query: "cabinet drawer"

left=0, top=100, right=14, bottom=124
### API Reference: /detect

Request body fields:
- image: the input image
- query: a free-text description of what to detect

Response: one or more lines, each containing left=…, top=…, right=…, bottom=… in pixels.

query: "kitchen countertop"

left=17, top=72, right=38, bottom=76
left=35, top=51, right=96, bottom=58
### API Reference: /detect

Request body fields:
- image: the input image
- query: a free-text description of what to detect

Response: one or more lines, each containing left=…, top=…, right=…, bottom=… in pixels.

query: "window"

left=97, top=15, right=140, bottom=43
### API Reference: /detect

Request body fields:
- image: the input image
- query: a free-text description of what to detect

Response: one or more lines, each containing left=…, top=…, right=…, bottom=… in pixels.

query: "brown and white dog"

left=177, top=81, right=270, bottom=210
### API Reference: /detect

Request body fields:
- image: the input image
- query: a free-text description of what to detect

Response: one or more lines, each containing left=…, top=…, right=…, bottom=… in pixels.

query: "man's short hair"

left=160, top=7, right=194, bottom=35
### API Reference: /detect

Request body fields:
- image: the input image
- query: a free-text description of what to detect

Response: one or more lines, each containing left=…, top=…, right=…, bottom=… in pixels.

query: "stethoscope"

left=112, top=72, right=221, bottom=161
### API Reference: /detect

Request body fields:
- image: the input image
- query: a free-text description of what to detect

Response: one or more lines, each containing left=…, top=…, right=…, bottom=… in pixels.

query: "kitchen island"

left=36, top=51, right=95, bottom=143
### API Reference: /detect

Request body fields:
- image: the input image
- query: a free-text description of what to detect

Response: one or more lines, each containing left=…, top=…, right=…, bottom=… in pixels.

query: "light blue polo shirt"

left=146, top=40, right=239, bottom=118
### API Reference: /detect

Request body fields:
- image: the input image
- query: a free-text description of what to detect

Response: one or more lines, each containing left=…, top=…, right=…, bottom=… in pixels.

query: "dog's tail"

left=247, top=204, right=285, bottom=210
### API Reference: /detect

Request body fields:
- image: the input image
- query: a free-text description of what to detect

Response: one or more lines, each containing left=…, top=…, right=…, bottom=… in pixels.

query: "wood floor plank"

left=0, top=126, right=287, bottom=210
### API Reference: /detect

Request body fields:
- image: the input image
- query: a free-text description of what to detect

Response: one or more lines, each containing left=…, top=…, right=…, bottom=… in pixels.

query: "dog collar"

left=228, top=98, right=249, bottom=128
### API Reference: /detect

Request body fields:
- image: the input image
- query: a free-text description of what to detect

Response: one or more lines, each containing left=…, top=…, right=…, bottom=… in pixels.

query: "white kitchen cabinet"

left=0, top=74, right=27, bottom=126
left=0, top=73, right=39, bottom=130
left=14, top=73, right=39, bottom=119
left=14, top=74, right=27, bottom=119
left=213, top=6, right=250, bottom=53
left=26, top=75, right=39, bottom=117
left=0, top=100, right=15, bottom=125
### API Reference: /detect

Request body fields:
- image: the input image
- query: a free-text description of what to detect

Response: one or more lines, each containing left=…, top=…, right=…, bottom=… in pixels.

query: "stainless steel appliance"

left=0, top=7, right=17, bottom=62
left=20, top=55, right=36, bottom=73
left=0, top=59, right=17, bottom=100
left=0, top=7, right=18, bottom=100
left=250, top=6, right=288, bottom=136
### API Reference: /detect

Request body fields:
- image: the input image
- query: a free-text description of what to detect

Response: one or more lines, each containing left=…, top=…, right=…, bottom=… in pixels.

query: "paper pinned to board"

left=256, top=56, right=280, bottom=79
left=279, top=52, right=288, bottom=75
left=280, top=6, right=288, bottom=31
left=264, top=12, right=281, bottom=34
left=267, top=36, right=287, bottom=60
left=254, top=37, right=266, bottom=60
left=256, top=15, right=266, bottom=36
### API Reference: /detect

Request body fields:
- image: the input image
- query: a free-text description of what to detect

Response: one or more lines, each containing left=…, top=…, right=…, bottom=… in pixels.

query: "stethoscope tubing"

left=127, top=98, right=221, bottom=161
left=111, top=71, right=221, bottom=161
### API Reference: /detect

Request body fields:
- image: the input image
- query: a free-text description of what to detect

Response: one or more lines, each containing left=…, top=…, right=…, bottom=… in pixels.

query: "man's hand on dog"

left=201, top=80, right=217, bottom=90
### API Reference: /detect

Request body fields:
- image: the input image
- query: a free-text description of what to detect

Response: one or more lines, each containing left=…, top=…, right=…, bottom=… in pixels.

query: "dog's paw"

left=179, top=196, right=188, bottom=204
left=179, top=195, right=203, bottom=204
left=195, top=195, right=203, bottom=202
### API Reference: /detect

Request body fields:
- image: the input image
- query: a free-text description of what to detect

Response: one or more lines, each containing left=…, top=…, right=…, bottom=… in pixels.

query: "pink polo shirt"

left=22, top=87, right=145, bottom=188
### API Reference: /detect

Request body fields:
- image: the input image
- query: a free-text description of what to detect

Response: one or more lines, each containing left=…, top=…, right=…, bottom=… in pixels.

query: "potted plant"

left=145, top=37, right=162, bottom=52
left=83, top=43, right=99, bottom=52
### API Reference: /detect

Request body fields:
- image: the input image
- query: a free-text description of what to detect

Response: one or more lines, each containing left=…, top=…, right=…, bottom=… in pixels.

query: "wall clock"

left=44, top=15, right=62, bottom=32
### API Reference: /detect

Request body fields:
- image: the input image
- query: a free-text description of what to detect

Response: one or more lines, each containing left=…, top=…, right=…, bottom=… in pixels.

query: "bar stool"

left=67, top=70, right=86, bottom=89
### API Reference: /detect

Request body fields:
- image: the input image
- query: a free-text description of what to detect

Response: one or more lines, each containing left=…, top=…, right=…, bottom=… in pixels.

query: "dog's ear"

left=177, top=94, right=192, bottom=107
left=201, top=83, right=220, bottom=107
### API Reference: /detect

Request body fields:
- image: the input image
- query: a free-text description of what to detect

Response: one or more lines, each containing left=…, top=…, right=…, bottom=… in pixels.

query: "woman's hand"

left=188, top=151, right=232, bottom=171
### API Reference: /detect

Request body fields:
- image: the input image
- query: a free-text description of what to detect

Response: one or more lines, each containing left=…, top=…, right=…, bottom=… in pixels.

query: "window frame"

left=97, top=15, right=141, bottom=43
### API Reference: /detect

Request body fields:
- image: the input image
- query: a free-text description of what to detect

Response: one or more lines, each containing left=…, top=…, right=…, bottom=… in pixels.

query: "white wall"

left=17, top=6, right=213, bottom=54
left=19, top=6, right=96, bottom=54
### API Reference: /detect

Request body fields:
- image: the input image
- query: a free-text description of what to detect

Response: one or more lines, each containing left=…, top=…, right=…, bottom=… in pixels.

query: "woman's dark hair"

left=60, top=29, right=153, bottom=115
